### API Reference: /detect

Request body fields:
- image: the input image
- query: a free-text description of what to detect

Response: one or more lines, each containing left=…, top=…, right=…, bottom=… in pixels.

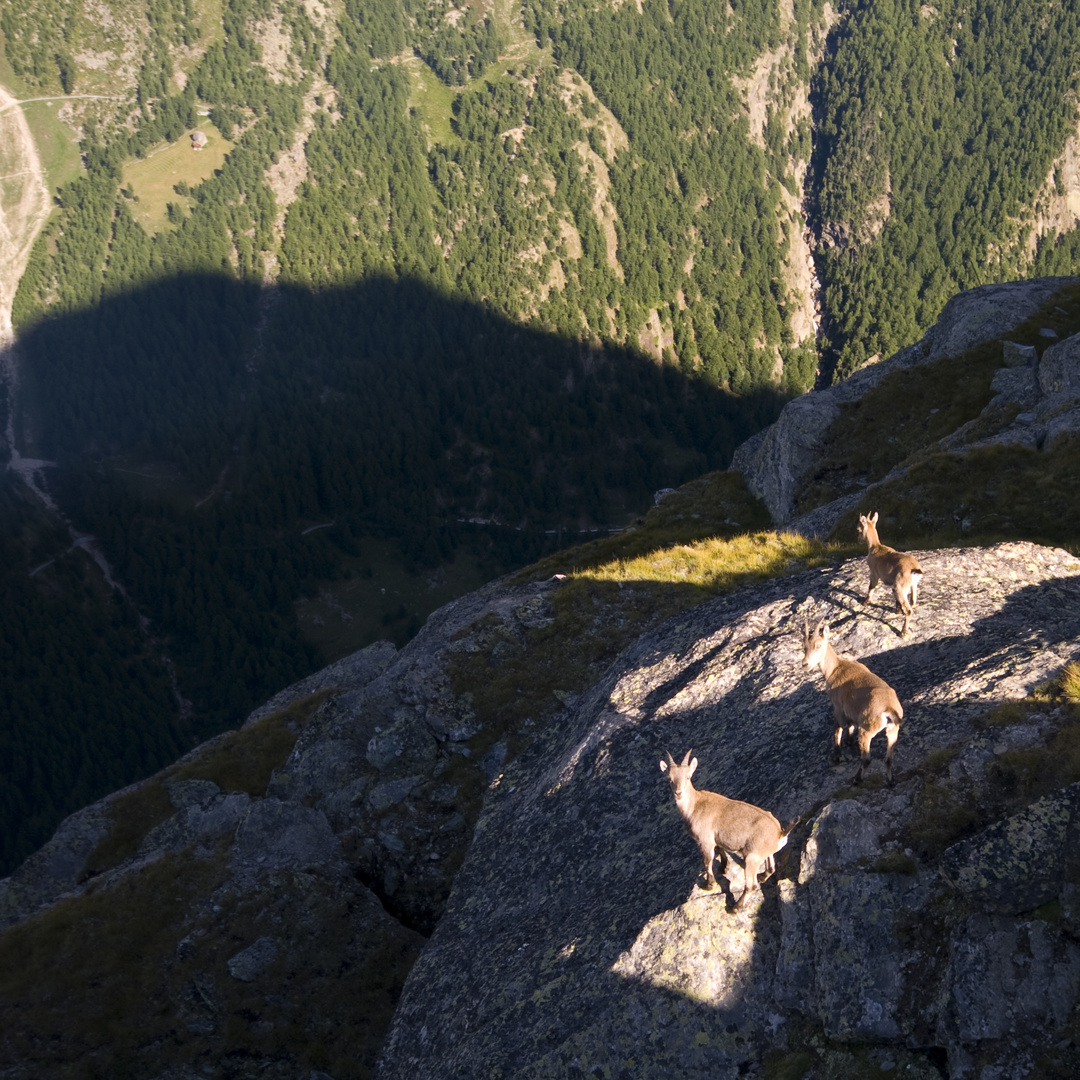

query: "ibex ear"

left=870, top=511, right=879, bottom=525
left=659, top=759, right=668, bottom=773
left=688, top=757, right=698, bottom=777
left=821, top=622, right=830, bottom=641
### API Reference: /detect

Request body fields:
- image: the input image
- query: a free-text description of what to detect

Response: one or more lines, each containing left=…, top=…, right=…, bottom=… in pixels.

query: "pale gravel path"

left=0, top=83, right=50, bottom=352
left=0, top=81, right=53, bottom=499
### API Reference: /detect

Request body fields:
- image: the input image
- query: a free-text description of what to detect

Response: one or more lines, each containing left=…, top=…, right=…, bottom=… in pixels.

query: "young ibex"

left=857, top=511, right=923, bottom=637
left=802, top=619, right=904, bottom=786
left=659, top=750, right=789, bottom=908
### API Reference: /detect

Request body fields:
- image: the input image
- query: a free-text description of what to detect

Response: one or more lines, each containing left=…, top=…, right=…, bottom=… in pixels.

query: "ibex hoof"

left=851, top=772, right=863, bottom=786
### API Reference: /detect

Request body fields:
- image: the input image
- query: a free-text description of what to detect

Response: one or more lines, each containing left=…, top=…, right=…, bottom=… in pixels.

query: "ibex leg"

left=702, top=844, right=718, bottom=888
left=895, top=583, right=914, bottom=636
left=737, top=853, right=762, bottom=908
left=833, top=725, right=845, bottom=763
left=884, top=722, right=900, bottom=787
left=852, top=728, right=874, bottom=785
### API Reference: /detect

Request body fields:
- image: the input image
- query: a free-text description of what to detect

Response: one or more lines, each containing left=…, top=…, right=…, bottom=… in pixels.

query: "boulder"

left=733, top=279, right=1079, bottom=526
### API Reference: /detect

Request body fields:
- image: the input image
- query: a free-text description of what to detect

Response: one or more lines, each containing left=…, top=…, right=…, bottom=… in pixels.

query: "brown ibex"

left=659, top=750, right=790, bottom=908
left=802, top=619, right=904, bottom=786
left=857, top=511, right=924, bottom=637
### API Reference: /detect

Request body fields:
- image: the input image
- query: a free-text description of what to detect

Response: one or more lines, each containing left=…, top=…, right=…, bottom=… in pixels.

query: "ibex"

left=802, top=619, right=903, bottom=786
left=857, top=511, right=923, bottom=637
left=659, top=750, right=790, bottom=908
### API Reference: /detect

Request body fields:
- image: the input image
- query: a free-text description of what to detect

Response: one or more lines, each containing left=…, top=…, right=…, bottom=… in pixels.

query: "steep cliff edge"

left=732, top=277, right=1080, bottom=533
left=376, top=541, right=1080, bottom=1080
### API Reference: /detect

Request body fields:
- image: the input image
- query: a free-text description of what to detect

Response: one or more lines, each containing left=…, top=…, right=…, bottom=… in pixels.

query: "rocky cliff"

left=732, top=277, right=1080, bottom=536
left=374, top=540, right=1080, bottom=1080
left=4, top=280, right=1080, bottom=1080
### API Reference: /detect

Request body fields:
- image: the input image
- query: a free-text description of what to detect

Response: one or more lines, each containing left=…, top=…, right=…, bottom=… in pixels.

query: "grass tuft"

left=870, top=849, right=918, bottom=876
left=907, top=709, right=1080, bottom=861
left=81, top=691, right=333, bottom=879
left=1058, top=662, right=1080, bottom=705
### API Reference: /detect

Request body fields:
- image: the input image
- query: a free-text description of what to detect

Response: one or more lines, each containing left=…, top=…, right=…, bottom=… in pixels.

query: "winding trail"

left=0, top=86, right=50, bottom=347
left=0, top=83, right=193, bottom=722
left=0, top=83, right=51, bottom=477
left=0, top=82, right=60, bottom=508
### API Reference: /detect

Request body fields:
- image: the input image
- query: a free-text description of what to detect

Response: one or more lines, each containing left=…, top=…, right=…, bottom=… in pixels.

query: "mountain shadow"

left=1, top=270, right=788, bottom=875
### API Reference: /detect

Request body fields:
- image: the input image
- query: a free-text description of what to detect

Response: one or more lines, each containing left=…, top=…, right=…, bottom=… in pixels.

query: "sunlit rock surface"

left=376, top=541, right=1080, bottom=1079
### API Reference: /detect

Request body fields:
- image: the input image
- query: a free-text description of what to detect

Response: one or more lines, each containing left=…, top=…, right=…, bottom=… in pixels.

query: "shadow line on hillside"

left=1, top=269, right=792, bottom=873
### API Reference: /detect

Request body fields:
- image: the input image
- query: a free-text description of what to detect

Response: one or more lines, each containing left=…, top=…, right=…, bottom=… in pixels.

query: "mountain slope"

left=3, top=0, right=1080, bottom=873
left=3, top=277, right=1080, bottom=1078
left=376, top=540, right=1080, bottom=1080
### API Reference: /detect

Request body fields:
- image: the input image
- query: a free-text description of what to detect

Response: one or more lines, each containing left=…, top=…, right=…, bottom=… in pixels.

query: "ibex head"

left=659, top=749, right=697, bottom=804
left=802, top=616, right=830, bottom=670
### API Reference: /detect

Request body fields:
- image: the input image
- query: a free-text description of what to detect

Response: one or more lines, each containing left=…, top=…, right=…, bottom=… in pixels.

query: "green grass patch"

left=907, top=706, right=1080, bottom=861
left=0, top=840, right=422, bottom=1079
left=190, top=0, right=226, bottom=56
left=573, top=529, right=842, bottom=593
left=122, top=119, right=232, bottom=234
left=82, top=692, right=332, bottom=879
left=171, top=692, right=333, bottom=793
left=796, top=339, right=1007, bottom=517
left=1059, top=662, right=1080, bottom=705
left=870, top=849, right=918, bottom=876
left=984, top=724, right=1080, bottom=805
left=19, top=99, right=83, bottom=193
left=0, top=847, right=230, bottom=1077
left=763, top=1049, right=816, bottom=1080
left=906, top=779, right=983, bottom=861
left=80, top=779, right=176, bottom=880
left=404, top=7, right=550, bottom=150
left=826, top=431, right=1080, bottom=551
left=490, top=0, right=534, bottom=47
left=798, top=280, right=1080, bottom=526
left=405, top=58, right=460, bottom=148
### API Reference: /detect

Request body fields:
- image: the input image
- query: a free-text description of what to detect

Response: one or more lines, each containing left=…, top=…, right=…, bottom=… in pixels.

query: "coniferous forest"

left=1, top=0, right=1079, bottom=872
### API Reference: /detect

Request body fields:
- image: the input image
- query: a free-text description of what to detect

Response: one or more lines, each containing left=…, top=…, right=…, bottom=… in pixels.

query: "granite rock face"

left=375, top=541, right=1080, bottom=1080
left=2, top=535, right=1080, bottom=1077
left=732, top=278, right=1079, bottom=528
left=730, top=339, right=927, bottom=526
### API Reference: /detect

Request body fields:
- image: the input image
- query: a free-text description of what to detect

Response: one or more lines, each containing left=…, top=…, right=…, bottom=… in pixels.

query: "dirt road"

left=0, top=82, right=53, bottom=491
left=0, top=83, right=51, bottom=350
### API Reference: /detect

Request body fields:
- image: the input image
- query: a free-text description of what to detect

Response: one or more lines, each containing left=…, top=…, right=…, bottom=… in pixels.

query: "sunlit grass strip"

left=571, top=530, right=848, bottom=593
left=1057, top=662, right=1080, bottom=706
